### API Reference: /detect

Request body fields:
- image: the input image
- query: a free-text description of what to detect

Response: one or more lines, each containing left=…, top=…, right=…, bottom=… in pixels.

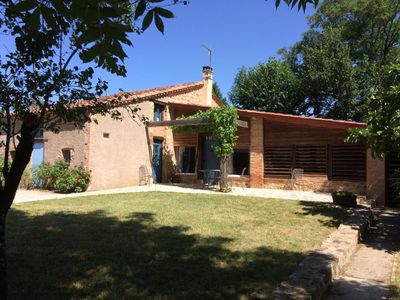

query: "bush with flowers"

left=33, top=159, right=91, bottom=193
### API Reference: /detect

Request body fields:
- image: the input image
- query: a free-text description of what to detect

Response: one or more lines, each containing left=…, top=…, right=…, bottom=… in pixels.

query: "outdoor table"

left=199, top=169, right=220, bottom=186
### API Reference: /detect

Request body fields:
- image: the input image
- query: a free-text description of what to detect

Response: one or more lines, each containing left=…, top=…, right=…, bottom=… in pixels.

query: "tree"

left=212, top=82, right=228, bottom=105
left=229, top=58, right=302, bottom=114
left=309, top=0, right=400, bottom=65
left=0, top=0, right=184, bottom=298
left=348, top=61, right=400, bottom=158
left=287, top=29, right=359, bottom=120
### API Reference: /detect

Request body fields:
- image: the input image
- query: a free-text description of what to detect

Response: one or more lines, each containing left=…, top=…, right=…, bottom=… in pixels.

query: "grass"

left=391, top=253, right=400, bottom=299
left=7, top=192, right=349, bottom=299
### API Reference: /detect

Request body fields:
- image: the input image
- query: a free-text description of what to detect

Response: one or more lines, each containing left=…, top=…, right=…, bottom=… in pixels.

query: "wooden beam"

left=237, top=120, right=248, bottom=128
left=148, top=118, right=249, bottom=128
left=147, top=118, right=212, bottom=127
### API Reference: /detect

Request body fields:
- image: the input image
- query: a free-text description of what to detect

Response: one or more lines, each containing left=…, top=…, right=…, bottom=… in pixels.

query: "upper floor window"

left=154, top=104, right=164, bottom=122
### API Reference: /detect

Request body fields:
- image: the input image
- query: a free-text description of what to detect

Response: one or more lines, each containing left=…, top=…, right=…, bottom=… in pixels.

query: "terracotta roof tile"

left=71, top=81, right=204, bottom=108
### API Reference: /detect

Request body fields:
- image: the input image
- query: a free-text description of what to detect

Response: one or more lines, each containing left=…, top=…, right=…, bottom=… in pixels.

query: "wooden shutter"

left=295, top=145, right=327, bottom=174
left=264, top=146, right=293, bottom=178
left=331, top=145, right=366, bottom=181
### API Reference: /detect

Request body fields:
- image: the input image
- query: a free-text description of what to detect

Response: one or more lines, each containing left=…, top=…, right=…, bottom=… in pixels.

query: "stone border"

left=264, top=207, right=373, bottom=300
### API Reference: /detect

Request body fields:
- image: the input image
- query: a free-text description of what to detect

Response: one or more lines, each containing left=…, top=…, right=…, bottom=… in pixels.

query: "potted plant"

left=331, top=191, right=357, bottom=207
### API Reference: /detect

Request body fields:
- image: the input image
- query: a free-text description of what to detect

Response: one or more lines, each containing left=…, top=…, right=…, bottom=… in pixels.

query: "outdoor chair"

left=139, top=165, right=151, bottom=186
left=239, top=167, right=247, bottom=190
left=289, top=168, right=304, bottom=189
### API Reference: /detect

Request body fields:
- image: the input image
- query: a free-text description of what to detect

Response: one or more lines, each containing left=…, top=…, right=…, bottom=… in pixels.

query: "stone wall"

left=267, top=208, right=373, bottom=300
left=366, top=150, right=386, bottom=206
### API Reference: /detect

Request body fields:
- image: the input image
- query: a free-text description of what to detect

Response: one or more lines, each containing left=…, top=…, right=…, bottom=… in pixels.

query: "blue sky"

left=0, top=1, right=315, bottom=100
left=97, top=0, right=315, bottom=99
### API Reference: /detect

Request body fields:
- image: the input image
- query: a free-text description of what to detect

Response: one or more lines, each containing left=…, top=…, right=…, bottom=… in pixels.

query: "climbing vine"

left=173, top=106, right=238, bottom=192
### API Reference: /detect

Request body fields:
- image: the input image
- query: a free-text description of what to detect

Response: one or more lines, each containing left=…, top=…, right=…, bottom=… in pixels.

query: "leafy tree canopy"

left=348, top=61, right=400, bottom=158
left=229, top=58, right=302, bottom=114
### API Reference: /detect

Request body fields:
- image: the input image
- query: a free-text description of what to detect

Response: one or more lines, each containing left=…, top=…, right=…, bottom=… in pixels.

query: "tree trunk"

left=219, top=157, right=228, bottom=192
left=0, top=114, right=37, bottom=300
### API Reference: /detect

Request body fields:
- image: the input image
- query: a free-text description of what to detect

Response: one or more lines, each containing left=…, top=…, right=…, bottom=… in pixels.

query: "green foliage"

left=290, top=29, right=359, bottom=119
left=348, top=61, right=400, bottom=158
left=229, top=58, right=302, bottom=114
left=33, top=160, right=91, bottom=193
left=174, top=106, right=238, bottom=159
left=212, top=82, right=228, bottom=105
left=33, top=159, right=69, bottom=190
left=274, top=0, right=319, bottom=11
left=54, top=164, right=91, bottom=193
left=309, top=0, right=400, bottom=65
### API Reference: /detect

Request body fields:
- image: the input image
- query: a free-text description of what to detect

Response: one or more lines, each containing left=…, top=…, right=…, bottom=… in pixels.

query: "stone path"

left=325, top=208, right=400, bottom=299
left=13, top=183, right=333, bottom=203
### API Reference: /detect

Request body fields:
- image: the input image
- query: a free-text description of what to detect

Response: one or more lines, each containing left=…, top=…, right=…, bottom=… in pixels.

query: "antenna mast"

left=202, top=44, right=213, bottom=67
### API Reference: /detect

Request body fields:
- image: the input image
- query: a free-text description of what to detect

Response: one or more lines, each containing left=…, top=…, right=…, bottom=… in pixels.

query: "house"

left=13, top=67, right=390, bottom=206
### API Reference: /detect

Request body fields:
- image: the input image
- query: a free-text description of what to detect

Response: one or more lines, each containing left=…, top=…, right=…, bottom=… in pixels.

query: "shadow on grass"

left=7, top=209, right=306, bottom=300
left=297, top=201, right=351, bottom=228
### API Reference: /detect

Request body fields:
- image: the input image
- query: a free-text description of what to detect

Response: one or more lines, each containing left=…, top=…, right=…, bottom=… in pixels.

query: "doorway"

left=152, top=139, right=163, bottom=183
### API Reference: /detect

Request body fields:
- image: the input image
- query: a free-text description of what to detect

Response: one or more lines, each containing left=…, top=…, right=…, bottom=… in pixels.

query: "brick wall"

left=249, top=117, right=264, bottom=188
left=366, top=150, right=386, bottom=206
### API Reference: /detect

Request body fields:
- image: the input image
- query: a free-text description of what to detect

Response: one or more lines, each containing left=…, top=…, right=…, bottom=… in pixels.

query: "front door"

left=152, top=139, right=163, bottom=183
left=32, top=142, right=44, bottom=170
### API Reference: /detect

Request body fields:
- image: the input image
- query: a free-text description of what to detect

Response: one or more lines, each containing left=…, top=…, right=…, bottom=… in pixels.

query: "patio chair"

left=139, top=165, right=151, bottom=186
left=289, top=168, right=304, bottom=189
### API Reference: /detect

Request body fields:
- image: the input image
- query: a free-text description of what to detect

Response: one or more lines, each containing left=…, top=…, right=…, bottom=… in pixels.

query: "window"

left=229, top=149, right=249, bottom=175
left=62, top=148, right=72, bottom=164
left=103, top=132, right=110, bottom=138
left=154, top=104, right=164, bottom=122
left=176, top=147, right=196, bottom=173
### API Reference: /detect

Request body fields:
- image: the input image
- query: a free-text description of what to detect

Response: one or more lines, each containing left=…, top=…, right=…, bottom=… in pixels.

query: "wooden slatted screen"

left=295, top=145, right=327, bottom=174
left=330, top=145, right=366, bottom=181
left=264, top=146, right=293, bottom=178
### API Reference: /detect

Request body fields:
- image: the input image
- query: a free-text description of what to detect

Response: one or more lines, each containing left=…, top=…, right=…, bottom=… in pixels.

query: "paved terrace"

left=13, top=184, right=333, bottom=203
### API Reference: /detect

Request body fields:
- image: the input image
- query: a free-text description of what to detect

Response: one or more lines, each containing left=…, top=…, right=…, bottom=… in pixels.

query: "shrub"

left=33, top=159, right=69, bottom=189
left=33, top=160, right=91, bottom=193
left=54, top=164, right=91, bottom=193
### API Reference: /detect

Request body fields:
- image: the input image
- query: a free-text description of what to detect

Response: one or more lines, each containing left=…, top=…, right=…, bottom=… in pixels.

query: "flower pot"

left=331, top=191, right=357, bottom=207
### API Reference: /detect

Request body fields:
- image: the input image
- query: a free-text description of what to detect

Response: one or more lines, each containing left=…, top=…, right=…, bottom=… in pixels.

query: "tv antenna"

left=202, top=44, right=213, bottom=67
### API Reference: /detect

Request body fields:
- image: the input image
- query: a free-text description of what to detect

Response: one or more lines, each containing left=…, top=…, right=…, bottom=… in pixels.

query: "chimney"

left=202, top=66, right=213, bottom=106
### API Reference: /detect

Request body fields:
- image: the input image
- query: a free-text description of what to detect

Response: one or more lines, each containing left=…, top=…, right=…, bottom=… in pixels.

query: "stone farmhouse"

left=16, top=67, right=392, bottom=206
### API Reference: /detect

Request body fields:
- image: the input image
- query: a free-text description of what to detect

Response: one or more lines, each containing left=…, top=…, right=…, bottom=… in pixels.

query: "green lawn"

left=7, top=192, right=348, bottom=299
